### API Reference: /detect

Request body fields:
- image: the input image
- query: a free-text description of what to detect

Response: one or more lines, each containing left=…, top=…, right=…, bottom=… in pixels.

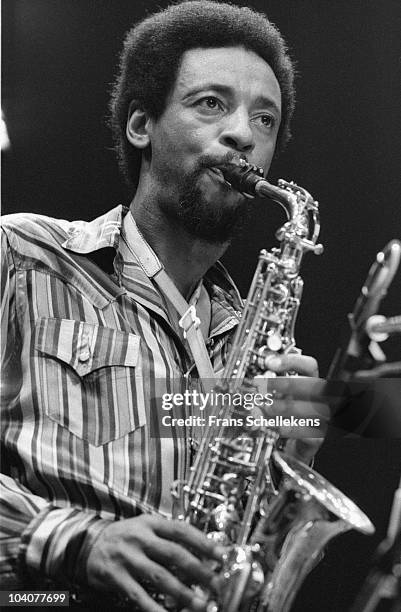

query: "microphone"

left=329, top=240, right=401, bottom=379
left=366, top=315, right=401, bottom=342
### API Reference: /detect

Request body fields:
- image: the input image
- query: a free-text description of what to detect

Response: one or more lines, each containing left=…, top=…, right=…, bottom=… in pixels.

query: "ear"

left=126, top=101, right=151, bottom=149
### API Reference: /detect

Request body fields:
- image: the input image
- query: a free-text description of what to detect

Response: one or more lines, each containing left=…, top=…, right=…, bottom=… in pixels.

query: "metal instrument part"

left=172, top=158, right=374, bottom=611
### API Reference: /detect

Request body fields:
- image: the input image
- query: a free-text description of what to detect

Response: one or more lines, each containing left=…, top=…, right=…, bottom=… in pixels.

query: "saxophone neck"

left=272, top=179, right=323, bottom=257
left=219, top=159, right=323, bottom=255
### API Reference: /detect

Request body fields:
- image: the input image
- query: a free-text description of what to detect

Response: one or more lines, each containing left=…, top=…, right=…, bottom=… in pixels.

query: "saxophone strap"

left=121, top=211, right=216, bottom=387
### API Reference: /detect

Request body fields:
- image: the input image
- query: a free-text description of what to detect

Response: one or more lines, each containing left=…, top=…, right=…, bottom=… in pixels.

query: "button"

left=78, top=350, right=90, bottom=362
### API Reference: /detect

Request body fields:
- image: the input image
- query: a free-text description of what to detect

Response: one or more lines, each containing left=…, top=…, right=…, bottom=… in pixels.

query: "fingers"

left=89, top=532, right=210, bottom=611
left=128, top=554, right=208, bottom=611
left=258, top=355, right=325, bottom=463
left=145, top=537, right=217, bottom=587
left=87, top=515, right=216, bottom=609
left=271, top=395, right=330, bottom=417
left=284, top=438, right=324, bottom=464
left=265, top=354, right=319, bottom=377
left=97, top=566, right=166, bottom=612
left=154, top=518, right=225, bottom=561
left=252, top=374, right=328, bottom=408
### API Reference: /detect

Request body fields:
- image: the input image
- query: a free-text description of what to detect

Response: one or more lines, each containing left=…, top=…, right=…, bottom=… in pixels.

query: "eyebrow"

left=183, top=84, right=281, bottom=118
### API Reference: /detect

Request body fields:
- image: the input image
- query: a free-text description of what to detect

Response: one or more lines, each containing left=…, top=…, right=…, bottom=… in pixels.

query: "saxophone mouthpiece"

left=219, top=159, right=265, bottom=197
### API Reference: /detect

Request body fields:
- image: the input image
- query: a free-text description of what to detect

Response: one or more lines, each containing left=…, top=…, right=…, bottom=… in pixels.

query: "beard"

left=159, top=154, right=253, bottom=244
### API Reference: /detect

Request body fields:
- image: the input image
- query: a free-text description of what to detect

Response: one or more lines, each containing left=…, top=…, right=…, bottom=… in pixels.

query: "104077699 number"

left=0, top=591, right=69, bottom=606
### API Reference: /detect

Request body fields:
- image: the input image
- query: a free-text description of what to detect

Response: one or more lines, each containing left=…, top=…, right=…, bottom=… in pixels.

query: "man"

left=1, top=2, right=324, bottom=610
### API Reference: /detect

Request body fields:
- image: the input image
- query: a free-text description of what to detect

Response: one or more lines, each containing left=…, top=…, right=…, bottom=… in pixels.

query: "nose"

left=219, top=107, right=255, bottom=154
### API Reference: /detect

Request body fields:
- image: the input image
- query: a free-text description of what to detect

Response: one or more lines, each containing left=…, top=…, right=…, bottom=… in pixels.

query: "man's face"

left=146, top=46, right=282, bottom=243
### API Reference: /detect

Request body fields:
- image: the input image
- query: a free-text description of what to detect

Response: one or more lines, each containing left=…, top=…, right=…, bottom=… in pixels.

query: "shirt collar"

left=61, top=205, right=242, bottom=339
left=61, top=205, right=123, bottom=253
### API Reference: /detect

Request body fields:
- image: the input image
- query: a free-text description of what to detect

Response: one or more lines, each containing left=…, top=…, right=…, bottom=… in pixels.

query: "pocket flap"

left=35, top=318, right=140, bottom=377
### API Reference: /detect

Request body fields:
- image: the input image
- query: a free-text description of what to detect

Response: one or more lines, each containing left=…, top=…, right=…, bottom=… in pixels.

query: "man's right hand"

left=86, top=514, right=223, bottom=612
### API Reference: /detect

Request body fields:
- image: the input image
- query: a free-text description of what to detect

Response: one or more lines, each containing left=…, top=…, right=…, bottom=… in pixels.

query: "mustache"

left=197, top=152, right=248, bottom=172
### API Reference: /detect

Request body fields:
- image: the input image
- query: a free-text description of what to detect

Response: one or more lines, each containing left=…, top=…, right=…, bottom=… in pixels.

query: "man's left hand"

left=260, top=353, right=328, bottom=464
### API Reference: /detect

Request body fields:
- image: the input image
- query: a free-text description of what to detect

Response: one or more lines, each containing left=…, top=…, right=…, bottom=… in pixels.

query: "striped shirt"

left=0, top=205, right=242, bottom=587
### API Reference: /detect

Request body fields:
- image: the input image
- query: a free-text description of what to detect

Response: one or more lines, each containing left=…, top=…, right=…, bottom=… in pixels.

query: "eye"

left=254, top=114, right=276, bottom=129
left=197, top=96, right=223, bottom=112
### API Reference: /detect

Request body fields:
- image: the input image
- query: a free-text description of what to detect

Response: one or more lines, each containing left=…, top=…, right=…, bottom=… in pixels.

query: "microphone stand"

left=351, top=475, right=401, bottom=612
left=325, top=240, right=401, bottom=610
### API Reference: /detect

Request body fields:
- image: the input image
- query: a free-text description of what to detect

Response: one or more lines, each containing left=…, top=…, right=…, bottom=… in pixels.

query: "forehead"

left=173, top=46, right=281, bottom=109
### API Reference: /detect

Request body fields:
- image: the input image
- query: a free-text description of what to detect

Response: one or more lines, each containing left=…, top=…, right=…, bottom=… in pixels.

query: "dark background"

left=2, top=1, right=401, bottom=610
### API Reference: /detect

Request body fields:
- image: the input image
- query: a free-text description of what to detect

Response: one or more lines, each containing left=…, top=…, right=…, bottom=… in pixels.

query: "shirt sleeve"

left=1, top=228, right=113, bottom=587
left=0, top=474, right=113, bottom=587
left=1, top=227, right=17, bottom=367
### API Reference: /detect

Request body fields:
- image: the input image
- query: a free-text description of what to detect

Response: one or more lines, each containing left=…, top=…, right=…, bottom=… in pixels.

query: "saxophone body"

left=172, top=160, right=374, bottom=612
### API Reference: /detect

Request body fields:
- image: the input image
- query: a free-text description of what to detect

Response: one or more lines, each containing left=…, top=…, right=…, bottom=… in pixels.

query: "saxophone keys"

left=266, top=333, right=283, bottom=351
left=212, top=503, right=239, bottom=531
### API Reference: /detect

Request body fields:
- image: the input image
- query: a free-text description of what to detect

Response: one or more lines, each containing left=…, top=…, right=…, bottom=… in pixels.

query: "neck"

left=129, top=186, right=228, bottom=299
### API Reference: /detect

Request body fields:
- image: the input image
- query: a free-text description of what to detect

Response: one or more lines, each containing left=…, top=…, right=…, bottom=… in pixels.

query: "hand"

left=264, top=352, right=319, bottom=377
left=262, top=353, right=328, bottom=464
left=87, top=514, right=223, bottom=611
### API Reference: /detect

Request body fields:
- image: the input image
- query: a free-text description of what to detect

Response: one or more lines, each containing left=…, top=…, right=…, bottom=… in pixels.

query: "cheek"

left=257, top=137, right=278, bottom=171
left=159, top=133, right=210, bottom=182
left=161, top=121, right=206, bottom=161
left=186, top=124, right=212, bottom=147
left=167, top=108, right=215, bottom=153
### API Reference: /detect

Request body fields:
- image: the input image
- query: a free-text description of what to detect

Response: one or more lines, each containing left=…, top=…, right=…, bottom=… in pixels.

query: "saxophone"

left=172, top=159, right=375, bottom=612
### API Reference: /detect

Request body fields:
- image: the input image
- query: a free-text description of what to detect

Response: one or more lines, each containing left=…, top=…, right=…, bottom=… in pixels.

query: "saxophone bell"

left=253, top=452, right=374, bottom=612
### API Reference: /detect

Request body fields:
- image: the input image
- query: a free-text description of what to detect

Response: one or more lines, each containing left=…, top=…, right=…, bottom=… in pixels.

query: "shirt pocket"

left=34, top=317, right=146, bottom=446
